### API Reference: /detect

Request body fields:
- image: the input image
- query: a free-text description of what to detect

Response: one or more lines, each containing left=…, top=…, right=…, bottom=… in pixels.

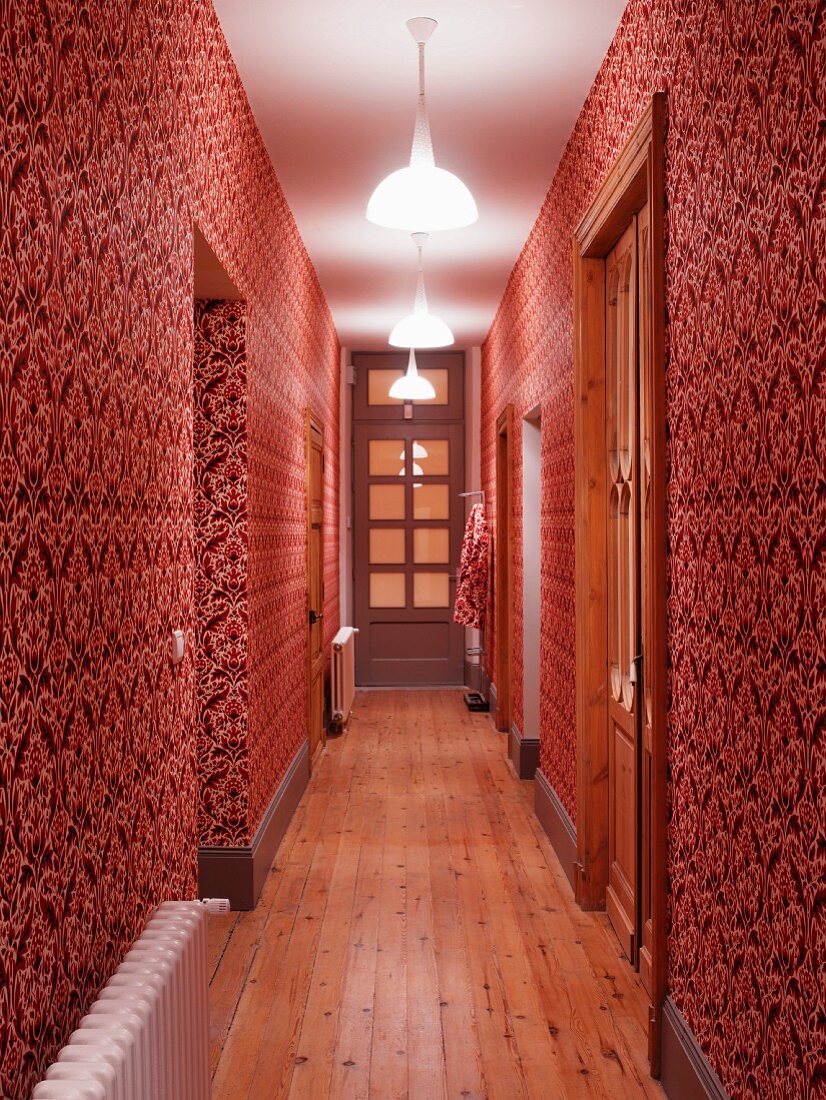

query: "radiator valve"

left=201, top=897, right=231, bottom=916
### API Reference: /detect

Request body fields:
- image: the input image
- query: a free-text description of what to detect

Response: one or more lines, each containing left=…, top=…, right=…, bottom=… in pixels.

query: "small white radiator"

left=331, top=626, right=358, bottom=727
left=34, top=901, right=210, bottom=1100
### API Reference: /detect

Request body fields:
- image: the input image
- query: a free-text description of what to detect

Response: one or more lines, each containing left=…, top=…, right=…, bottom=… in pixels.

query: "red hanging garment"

left=453, top=503, right=488, bottom=630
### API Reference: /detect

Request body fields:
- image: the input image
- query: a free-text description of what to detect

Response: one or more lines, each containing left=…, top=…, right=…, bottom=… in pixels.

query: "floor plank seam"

left=209, top=690, right=662, bottom=1100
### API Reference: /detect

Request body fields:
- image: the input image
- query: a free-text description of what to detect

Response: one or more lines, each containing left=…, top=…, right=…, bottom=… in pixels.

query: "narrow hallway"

left=208, top=691, right=662, bottom=1098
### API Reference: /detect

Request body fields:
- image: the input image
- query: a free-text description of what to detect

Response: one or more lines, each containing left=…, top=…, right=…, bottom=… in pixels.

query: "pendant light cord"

left=410, top=40, right=435, bottom=168
left=413, top=236, right=428, bottom=315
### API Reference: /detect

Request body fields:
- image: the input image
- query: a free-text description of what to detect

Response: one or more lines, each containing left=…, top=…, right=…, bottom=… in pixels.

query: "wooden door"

left=307, top=414, right=326, bottom=767
left=352, top=352, right=465, bottom=686
left=495, top=406, right=513, bottom=732
left=354, top=422, right=465, bottom=685
left=637, top=201, right=655, bottom=995
left=605, top=220, right=640, bottom=961
left=573, top=94, right=666, bottom=1065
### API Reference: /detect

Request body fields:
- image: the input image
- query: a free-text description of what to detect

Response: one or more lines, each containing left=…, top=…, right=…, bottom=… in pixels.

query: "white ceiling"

left=213, top=0, right=627, bottom=350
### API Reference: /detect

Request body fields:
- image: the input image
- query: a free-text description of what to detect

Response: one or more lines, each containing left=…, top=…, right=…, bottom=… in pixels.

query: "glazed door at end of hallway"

left=352, top=352, right=465, bottom=687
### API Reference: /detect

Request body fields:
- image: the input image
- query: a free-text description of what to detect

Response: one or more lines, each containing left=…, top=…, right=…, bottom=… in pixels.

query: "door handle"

left=629, top=652, right=643, bottom=683
left=309, top=609, right=324, bottom=626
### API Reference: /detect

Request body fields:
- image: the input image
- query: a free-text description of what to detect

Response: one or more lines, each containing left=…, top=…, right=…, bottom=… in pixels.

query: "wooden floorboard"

left=210, top=689, right=663, bottom=1100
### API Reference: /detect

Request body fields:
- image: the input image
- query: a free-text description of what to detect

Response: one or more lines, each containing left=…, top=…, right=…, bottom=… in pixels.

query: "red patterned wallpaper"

left=246, top=298, right=340, bottom=829
left=194, top=299, right=249, bottom=847
left=0, top=0, right=339, bottom=1091
left=482, top=1, right=825, bottom=1096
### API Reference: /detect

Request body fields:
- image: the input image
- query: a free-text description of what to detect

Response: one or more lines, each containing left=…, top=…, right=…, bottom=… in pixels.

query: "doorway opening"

left=494, top=405, right=513, bottom=732
left=193, top=225, right=252, bottom=901
left=572, top=94, right=666, bottom=1071
left=509, top=406, right=541, bottom=778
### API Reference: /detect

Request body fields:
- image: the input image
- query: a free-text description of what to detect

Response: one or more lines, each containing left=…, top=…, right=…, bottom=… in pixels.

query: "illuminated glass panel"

left=413, top=528, right=450, bottom=564
left=413, top=573, right=450, bottom=608
left=370, top=528, right=406, bottom=564
left=370, top=573, right=406, bottom=608
left=368, top=369, right=449, bottom=405
left=414, top=439, right=449, bottom=475
left=369, top=483, right=405, bottom=520
left=369, top=439, right=406, bottom=476
left=413, top=483, right=449, bottom=520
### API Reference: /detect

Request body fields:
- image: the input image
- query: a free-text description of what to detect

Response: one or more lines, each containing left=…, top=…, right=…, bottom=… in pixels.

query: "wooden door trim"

left=495, top=405, right=514, bottom=732
left=306, top=410, right=326, bottom=770
left=572, top=93, right=667, bottom=1073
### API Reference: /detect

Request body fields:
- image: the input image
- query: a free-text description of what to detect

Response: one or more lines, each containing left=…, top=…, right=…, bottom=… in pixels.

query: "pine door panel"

left=605, top=220, right=640, bottom=962
left=637, top=200, right=655, bottom=996
left=308, top=417, right=326, bottom=765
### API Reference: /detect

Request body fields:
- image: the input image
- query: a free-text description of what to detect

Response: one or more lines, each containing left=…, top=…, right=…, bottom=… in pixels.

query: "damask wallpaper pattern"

left=0, top=0, right=339, bottom=1091
left=482, top=1, right=825, bottom=1096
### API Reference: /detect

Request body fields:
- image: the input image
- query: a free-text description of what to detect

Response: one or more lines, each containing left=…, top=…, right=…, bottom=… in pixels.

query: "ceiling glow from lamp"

left=366, top=17, right=478, bottom=233
left=389, top=232, right=453, bottom=348
left=388, top=348, right=436, bottom=402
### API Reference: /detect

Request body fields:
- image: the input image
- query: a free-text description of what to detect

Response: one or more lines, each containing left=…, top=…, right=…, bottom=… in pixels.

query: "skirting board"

left=534, top=768, right=577, bottom=890
left=661, top=997, right=730, bottom=1100
left=508, top=723, right=540, bottom=779
left=198, top=740, right=310, bottom=911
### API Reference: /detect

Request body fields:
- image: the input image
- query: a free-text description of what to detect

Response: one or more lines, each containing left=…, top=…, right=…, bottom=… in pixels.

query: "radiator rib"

left=34, top=901, right=209, bottom=1100
left=331, top=626, right=358, bottom=725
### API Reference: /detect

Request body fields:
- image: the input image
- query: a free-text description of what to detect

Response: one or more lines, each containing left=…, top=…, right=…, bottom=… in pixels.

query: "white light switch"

left=171, top=629, right=186, bottom=665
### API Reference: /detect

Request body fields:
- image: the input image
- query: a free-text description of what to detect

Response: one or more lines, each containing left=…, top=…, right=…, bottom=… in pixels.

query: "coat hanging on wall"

left=454, top=502, right=488, bottom=630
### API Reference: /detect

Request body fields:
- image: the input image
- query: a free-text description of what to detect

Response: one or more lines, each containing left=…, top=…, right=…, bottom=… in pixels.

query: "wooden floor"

left=209, top=690, right=663, bottom=1099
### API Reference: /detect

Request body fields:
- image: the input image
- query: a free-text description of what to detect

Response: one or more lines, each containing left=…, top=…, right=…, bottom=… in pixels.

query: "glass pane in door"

left=370, top=573, right=406, bottom=608
left=370, top=483, right=405, bottom=520
left=413, top=439, right=450, bottom=475
left=413, top=572, right=450, bottom=607
left=370, top=528, right=406, bottom=564
left=368, top=368, right=450, bottom=405
left=413, top=484, right=449, bottom=520
left=413, top=528, right=450, bottom=563
left=370, top=439, right=406, bottom=476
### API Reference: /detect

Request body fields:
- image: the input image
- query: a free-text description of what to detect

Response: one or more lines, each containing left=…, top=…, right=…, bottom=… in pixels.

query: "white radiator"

left=331, top=626, right=358, bottom=726
left=34, top=901, right=210, bottom=1100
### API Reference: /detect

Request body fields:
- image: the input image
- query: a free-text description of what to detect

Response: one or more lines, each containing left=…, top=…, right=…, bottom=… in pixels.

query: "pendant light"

left=366, top=17, right=478, bottom=233
left=388, top=347, right=436, bottom=401
left=389, top=233, right=453, bottom=348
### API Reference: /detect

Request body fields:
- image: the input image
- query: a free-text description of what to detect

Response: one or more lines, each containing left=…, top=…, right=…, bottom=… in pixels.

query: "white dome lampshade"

left=388, top=348, right=436, bottom=401
left=390, top=311, right=453, bottom=348
left=367, top=18, right=478, bottom=233
left=389, top=232, right=454, bottom=349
